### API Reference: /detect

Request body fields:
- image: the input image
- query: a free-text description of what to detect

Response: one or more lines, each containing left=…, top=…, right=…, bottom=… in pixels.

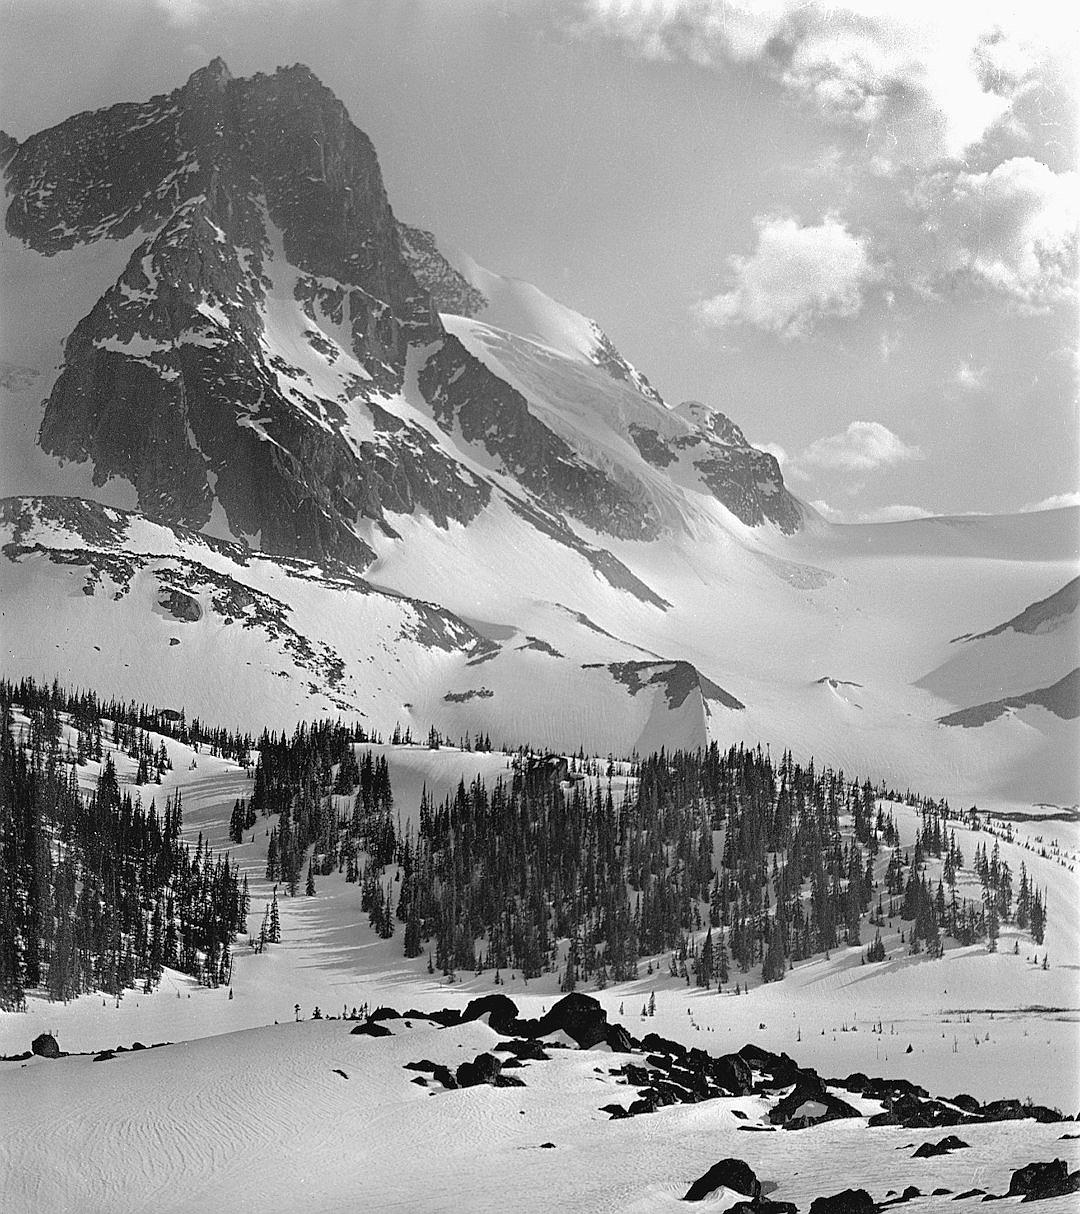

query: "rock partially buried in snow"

left=807, top=1190, right=876, bottom=1214
left=31, top=1032, right=60, bottom=1059
left=456, top=1052, right=502, bottom=1088
left=912, top=1135, right=969, bottom=1158
left=1006, top=1158, right=1080, bottom=1201
left=682, top=1157, right=760, bottom=1203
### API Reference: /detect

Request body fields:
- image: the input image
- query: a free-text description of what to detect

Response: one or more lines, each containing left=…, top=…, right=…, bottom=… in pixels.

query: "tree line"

left=0, top=678, right=248, bottom=1010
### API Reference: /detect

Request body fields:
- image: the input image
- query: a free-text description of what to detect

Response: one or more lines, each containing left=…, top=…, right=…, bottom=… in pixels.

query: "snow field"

left=3, top=731, right=1076, bottom=1110
left=2, top=1013, right=1078, bottom=1213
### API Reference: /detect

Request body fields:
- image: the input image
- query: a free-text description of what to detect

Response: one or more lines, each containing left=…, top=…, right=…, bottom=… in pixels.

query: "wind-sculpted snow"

left=2, top=994, right=1077, bottom=1213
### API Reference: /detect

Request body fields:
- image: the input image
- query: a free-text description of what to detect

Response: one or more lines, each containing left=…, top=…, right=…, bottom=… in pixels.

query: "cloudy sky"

left=2, top=0, right=1076, bottom=520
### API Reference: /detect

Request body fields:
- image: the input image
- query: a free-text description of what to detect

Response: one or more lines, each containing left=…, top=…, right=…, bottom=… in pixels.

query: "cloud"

left=911, top=158, right=1079, bottom=308
left=797, top=421, right=923, bottom=473
left=153, top=0, right=328, bottom=26
left=878, top=330, right=899, bottom=361
left=810, top=499, right=936, bottom=523
left=1020, top=491, right=1080, bottom=512
left=572, top=1, right=1072, bottom=166
left=694, top=215, right=874, bottom=337
left=955, top=359, right=988, bottom=391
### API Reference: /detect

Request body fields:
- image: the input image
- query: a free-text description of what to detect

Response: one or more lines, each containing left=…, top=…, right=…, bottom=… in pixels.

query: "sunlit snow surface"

left=1, top=731, right=1078, bottom=1212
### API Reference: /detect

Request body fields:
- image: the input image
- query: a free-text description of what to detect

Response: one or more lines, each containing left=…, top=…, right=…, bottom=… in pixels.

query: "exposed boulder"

left=913, top=1136, right=969, bottom=1158
left=31, top=1033, right=60, bottom=1059
left=431, top=1064, right=457, bottom=1090
left=683, top=1158, right=761, bottom=1203
left=730, top=1203, right=797, bottom=1214
left=1006, top=1159, right=1080, bottom=1202
left=714, top=1052, right=754, bottom=1096
left=522, top=992, right=621, bottom=1049
left=769, top=1074, right=861, bottom=1129
left=350, top=1019, right=393, bottom=1037
left=456, top=1052, right=503, bottom=1088
left=457, top=994, right=521, bottom=1033
left=880, top=1187, right=921, bottom=1206
left=492, top=1074, right=526, bottom=1088
left=494, top=1039, right=550, bottom=1061
left=808, top=1189, right=876, bottom=1214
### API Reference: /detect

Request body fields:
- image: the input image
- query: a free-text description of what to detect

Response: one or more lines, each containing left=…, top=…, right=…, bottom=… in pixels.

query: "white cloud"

left=878, top=330, right=899, bottom=361
left=810, top=499, right=936, bottom=522
left=154, top=0, right=326, bottom=26
left=1020, top=492, right=1080, bottom=512
left=913, top=157, right=1079, bottom=308
left=955, top=359, right=988, bottom=391
left=573, top=1, right=1073, bottom=165
left=798, top=420, right=923, bottom=473
left=694, top=215, right=874, bottom=337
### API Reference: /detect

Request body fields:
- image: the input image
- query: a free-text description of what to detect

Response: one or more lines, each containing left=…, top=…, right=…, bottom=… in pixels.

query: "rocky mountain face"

left=2, top=59, right=800, bottom=568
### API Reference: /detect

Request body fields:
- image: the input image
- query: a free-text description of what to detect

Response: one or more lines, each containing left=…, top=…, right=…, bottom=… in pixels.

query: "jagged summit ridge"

left=3, top=59, right=801, bottom=562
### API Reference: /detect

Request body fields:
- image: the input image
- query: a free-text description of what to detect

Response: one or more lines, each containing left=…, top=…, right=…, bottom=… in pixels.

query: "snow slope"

left=2, top=720, right=1078, bottom=1212
left=3, top=729, right=1077, bottom=1112
left=3, top=1011, right=1078, bottom=1214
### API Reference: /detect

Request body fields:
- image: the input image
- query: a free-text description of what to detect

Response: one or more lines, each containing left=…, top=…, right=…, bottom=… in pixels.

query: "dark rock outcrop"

left=31, top=1032, right=60, bottom=1059
left=807, top=1190, right=876, bottom=1214
left=456, top=1052, right=503, bottom=1088
left=912, top=1135, right=969, bottom=1158
left=768, top=1072, right=861, bottom=1129
left=683, top=1158, right=760, bottom=1203
left=350, top=1018, right=392, bottom=1037
left=1006, top=1159, right=1080, bottom=1202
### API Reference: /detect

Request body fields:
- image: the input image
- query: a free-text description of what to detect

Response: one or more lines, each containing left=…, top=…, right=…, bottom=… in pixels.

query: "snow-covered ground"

left=2, top=716, right=1078, bottom=1212
left=4, top=1010, right=1079, bottom=1214
left=3, top=732, right=1077, bottom=1077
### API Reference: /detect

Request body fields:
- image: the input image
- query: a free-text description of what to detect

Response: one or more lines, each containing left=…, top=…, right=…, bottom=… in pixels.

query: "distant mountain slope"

left=938, top=668, right=1080, bottom=728
left=401, top=225, right=799, bottom=534
left=958, top=576, right=1079, bottom=641
left=916, top=575, right=1079, bottom=710
left=0, top=495, right=740, bottom=753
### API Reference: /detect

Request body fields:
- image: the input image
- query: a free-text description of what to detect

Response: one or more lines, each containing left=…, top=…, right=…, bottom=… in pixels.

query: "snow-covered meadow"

left=2, top=727, right=1077, bottom=1212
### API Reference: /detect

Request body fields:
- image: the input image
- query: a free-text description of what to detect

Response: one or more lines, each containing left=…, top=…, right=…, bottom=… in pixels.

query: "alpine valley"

left=1, top=60, right=1079, bottom=1214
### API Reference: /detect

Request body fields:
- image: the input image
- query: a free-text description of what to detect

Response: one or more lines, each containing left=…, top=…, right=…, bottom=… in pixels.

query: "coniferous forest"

left=0, top=677, right=1050, bottom=1009
left=242, top=721, right=1047, bottom=991
left=0, top=678, right=249, bottom=1011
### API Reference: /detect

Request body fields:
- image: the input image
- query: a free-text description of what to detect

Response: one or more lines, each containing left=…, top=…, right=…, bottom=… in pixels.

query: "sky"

left=1, top=0, right=1077, bottom=521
